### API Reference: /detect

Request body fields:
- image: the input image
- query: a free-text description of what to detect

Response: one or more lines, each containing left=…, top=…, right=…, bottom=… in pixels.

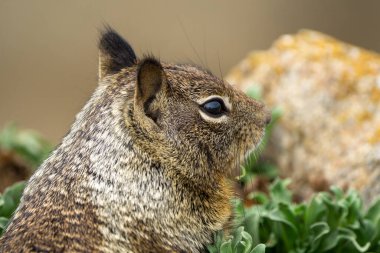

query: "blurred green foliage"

left=0, top=123, right=52, bottom=167
left=0, top=182, right=26, bottom=235
left=0, top=124, right=52, bottom=235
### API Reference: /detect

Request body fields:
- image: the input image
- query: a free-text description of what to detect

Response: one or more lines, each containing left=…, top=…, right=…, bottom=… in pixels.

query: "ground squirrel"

left=0, top=28, right=271, bottom=252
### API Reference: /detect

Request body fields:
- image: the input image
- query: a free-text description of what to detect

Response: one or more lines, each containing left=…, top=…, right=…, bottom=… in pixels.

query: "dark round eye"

left=202, top=99, right=226, bottom=116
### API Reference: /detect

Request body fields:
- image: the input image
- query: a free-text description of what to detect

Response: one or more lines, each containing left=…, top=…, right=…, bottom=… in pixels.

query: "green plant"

left=0, top=124, right=51, bottom=236
left=0, top=123, right=52, bottom=168
left=209, top=179, right=380, bottom=253
left=0, top=181, right=26, bottom=235
left=207, top=227, right=266, bottom=253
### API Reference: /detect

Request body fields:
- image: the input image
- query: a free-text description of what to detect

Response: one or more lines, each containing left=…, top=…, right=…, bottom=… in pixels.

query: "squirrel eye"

left=202, top=99, right=226, bottom=116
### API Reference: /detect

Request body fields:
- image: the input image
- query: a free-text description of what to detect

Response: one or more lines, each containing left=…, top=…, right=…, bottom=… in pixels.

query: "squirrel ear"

left=98, top=27, right=137, bottom=79
left=135, top=57, right=166, bottom=106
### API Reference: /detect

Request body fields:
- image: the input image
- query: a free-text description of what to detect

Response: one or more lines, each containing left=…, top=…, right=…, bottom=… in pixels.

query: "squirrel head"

left=98, top=28, right=271, bottom=184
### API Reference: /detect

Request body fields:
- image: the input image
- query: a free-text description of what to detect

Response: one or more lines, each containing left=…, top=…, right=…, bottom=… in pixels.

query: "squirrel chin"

left=243, top=130, right=266, bottom=162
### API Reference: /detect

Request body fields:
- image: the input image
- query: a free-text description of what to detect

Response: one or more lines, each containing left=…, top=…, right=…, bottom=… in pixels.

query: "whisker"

left=202, top=34, right=209, bottom=69
left=217, top=52, right=223, bottom=79
left=178, top=18, right=205, bottom=68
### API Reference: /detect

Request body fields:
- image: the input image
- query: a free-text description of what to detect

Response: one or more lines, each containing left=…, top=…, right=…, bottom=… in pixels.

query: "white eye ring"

left=197, top=95, right=232, bottom=123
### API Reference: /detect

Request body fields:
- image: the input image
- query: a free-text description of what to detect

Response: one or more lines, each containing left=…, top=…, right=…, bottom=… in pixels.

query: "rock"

left=226, top=30, right=380, bottom=205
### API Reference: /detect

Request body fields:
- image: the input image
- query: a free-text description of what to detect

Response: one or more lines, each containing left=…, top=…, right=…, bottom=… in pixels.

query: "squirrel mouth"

left=241, top=130, right=266, bottom=164
left=229, top=129, right=266, bottom=179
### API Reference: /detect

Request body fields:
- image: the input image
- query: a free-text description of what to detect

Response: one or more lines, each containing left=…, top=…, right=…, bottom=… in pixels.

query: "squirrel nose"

left=265, top=111, right=272, bottom=125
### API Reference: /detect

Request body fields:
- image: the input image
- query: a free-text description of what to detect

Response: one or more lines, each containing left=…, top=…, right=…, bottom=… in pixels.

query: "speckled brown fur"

left=0, top=28, right=270, bottom=252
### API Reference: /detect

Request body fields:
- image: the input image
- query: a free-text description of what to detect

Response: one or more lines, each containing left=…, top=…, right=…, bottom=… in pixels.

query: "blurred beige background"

left=1, top=0, right=380, bottom=143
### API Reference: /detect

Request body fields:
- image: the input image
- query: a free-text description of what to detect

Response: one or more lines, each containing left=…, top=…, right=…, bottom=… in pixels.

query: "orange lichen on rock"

left=369, top=127, right=380, bottom=144
left=227, top=30, right=380, bottom=205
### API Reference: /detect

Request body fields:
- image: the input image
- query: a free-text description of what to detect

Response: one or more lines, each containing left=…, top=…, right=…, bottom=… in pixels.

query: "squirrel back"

left=0, top=28, right=270, bottom=252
